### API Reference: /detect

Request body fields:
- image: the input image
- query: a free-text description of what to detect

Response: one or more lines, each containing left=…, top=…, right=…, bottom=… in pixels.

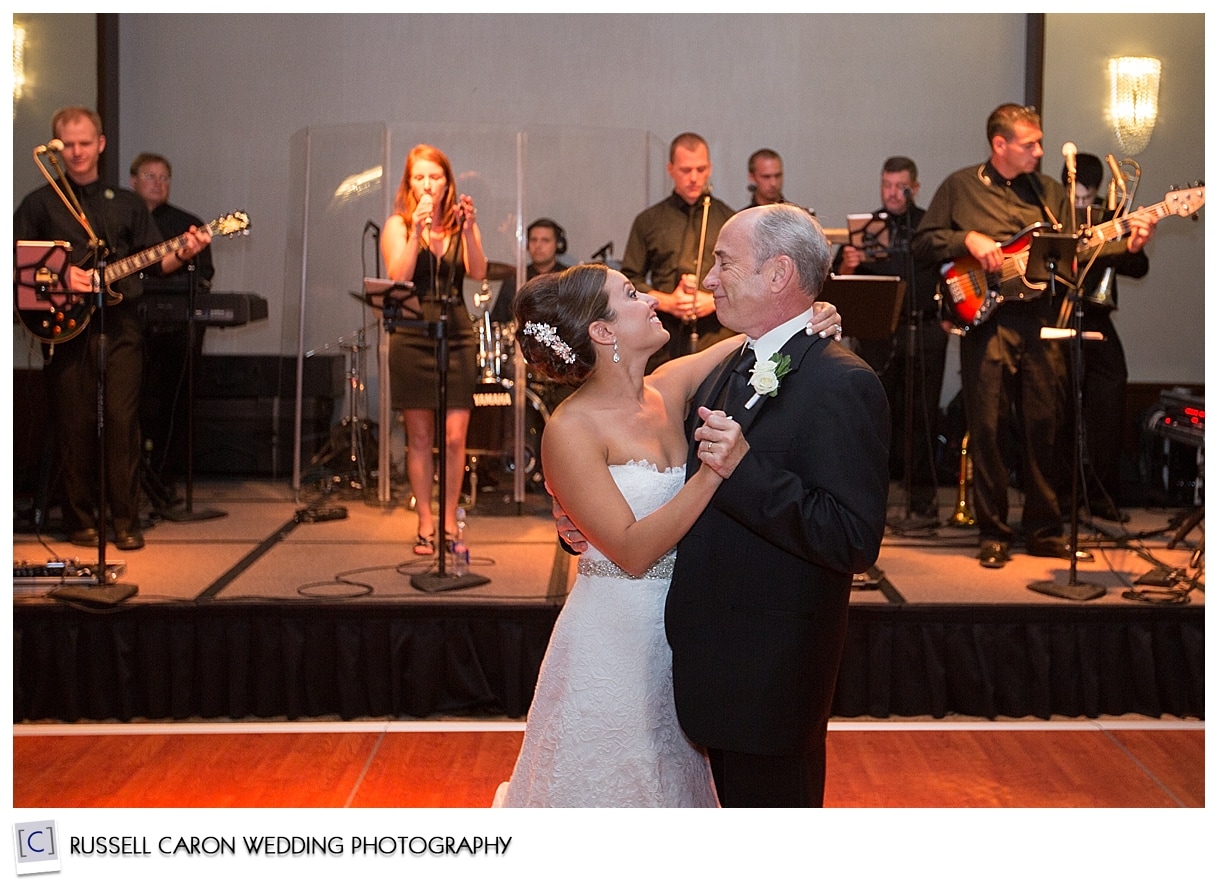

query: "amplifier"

left=1149, top=389, right=1204, bottom=449
left=1145, top=388, right=1204, bottom=506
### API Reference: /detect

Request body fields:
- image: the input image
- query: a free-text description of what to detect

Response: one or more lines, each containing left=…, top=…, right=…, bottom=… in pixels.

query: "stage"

left=13, top=479, right=1205, bottom=724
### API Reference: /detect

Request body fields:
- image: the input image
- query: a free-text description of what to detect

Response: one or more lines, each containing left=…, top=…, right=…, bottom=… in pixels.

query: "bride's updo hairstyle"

left=514, top=264, right=615, bottom=386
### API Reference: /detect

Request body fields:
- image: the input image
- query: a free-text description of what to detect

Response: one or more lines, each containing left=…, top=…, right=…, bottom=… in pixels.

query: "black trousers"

left=959, top=303, right=1067, bottom=544
left=43, top=302, right=144, bottom=535
left=140, top=324, right=205, bottom=483
left=708, top=738, right=828, bottom=808
left=858, top=316, right=949, bottom=511
left=1057, top=307, right=1127, bottom=508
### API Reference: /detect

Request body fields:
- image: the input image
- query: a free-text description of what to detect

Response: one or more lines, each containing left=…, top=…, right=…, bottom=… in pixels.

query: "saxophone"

left=948, top=432, right=976, bottom=527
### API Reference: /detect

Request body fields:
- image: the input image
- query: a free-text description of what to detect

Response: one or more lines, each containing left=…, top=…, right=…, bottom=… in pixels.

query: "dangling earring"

left=612, top=340, right=620, bottom=363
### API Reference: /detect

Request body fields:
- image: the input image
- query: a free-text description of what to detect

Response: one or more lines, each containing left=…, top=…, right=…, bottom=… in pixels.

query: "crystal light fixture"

left=1107, top=56, right=1162, bottom=156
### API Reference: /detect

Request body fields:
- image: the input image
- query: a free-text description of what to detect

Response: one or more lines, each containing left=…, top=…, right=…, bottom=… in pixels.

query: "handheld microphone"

left=34, top=138, right=64, bottom=155
left=1062, top=142, right=1077, bottom=176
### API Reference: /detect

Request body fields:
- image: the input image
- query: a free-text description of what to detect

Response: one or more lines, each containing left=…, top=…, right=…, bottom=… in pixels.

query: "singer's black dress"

left=388, top=227, right=477, bottom=411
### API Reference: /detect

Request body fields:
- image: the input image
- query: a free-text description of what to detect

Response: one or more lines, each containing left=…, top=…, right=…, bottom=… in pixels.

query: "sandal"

left=413, top=533, right=436, bottom=556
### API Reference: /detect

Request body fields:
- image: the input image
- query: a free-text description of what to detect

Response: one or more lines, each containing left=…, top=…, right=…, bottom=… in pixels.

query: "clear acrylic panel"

left=285, top=123, right=665, bottom=504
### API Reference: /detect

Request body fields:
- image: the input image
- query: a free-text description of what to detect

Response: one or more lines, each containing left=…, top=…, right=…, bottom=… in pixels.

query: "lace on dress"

left=493, top=461, right=718, bottom=808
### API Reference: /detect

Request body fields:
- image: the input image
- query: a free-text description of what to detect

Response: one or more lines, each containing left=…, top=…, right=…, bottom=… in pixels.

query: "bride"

left=494, top=264, right=839, bottom=807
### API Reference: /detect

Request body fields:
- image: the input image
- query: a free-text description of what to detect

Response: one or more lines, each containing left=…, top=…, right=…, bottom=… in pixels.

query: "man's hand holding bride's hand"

left=694, top=407, right=749, bottom=479
left=547, top=481, right=589, bottom=553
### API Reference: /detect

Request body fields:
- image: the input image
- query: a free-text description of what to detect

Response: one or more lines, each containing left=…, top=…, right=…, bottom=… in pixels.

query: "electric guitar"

left=14, top=210, right=250, bottom=344
left=940, top=186, right=1204, bottom=332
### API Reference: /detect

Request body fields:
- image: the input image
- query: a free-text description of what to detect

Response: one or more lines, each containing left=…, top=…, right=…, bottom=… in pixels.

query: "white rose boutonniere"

left=745, top=353, right=792, bottom=409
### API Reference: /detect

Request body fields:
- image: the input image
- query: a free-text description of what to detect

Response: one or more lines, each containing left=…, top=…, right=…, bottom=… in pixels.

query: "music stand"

left=1023, top=231, right=1078, bottom=290
left=847, top=212, right=891, bottom=259
left=15, top=240, right=71, bottom=311
left=1025, top=231, right=1104, bottom=602
left=821, top=275, right=905, bottom=341
left=360, top=278, right=489, bottom=593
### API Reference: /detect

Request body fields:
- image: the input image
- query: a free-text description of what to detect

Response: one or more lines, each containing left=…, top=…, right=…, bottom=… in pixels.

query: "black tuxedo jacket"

left=665, top=328, right=889, bottom=757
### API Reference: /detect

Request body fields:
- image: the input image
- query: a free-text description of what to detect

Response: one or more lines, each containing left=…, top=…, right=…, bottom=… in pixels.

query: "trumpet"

left=1105, top=154, right=1141, bottom=216
left=948, top=432, right=976, bottom=528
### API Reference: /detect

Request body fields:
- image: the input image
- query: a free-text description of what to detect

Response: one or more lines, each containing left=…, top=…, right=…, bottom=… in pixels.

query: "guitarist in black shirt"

left=913, top=104, right=1152, bottom=569
left=13, top=106, right=210, bottom=551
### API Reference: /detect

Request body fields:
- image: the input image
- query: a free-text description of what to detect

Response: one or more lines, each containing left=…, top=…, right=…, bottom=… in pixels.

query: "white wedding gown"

left=493, top=461, right=718, bottom=808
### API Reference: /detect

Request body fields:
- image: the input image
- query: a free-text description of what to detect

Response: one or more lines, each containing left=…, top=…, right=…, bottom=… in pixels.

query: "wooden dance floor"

left=13, top=478, right=1205, bottom=724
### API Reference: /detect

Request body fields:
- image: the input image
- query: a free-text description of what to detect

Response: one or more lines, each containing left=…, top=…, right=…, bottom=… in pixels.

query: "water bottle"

left=451, top=507, right=470, bottom=576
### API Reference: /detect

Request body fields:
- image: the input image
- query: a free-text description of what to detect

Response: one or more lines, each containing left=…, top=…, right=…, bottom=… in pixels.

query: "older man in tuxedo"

left=665, top=204, right=890, bottom=806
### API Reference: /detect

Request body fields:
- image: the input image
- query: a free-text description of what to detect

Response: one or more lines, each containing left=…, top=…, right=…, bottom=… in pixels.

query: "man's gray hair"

left=751, top=204, right=831, bottom=297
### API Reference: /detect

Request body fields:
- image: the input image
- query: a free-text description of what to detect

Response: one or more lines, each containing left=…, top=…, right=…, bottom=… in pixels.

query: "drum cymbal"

left=484, top=261, right=516, bottom=281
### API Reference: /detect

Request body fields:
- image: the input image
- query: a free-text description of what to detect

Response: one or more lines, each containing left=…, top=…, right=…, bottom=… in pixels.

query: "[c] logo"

left=12, top=820, right=61, bottom=875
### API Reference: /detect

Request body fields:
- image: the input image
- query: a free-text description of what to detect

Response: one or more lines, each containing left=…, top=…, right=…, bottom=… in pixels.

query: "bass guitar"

left=940, top=185, right=1204, bottom=332
left=14, top=210, right=250, bottom=344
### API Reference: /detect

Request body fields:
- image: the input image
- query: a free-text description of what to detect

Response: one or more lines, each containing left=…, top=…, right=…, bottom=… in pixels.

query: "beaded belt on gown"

left=577, top=552, right=676, bottom=581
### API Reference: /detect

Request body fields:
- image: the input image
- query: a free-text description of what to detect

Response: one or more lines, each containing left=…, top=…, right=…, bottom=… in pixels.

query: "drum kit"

left=323, top=261, right=564, bottom=506
left=465, top=261, right=564, bottom=495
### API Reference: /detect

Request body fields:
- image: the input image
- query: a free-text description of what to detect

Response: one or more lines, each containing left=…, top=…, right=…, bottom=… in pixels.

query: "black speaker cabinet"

left=193, top=355, right=343, bottom=477
left=195, top=354, right=344, bottom=399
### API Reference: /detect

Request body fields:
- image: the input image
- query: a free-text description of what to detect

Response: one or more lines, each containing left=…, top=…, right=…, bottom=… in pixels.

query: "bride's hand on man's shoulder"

left=808, top=300, right=842, bottom=340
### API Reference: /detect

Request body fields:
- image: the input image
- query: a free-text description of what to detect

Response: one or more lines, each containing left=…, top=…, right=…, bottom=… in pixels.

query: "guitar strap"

left=1023, top=173, right=1062, bottom=231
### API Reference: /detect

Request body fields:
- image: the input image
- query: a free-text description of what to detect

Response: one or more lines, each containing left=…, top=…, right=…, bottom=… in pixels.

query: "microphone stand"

left=35, top=146, right=138, bottom=603
left=53, top=243, right=139, bottom=604
left=894, top=205, right=923, bottom=526
left=1027, top=231, right=1104, bottom=602
left=409, top=210, right=489, bottom=593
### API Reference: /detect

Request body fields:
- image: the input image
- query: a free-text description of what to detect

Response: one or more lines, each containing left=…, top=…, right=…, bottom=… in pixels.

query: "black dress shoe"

left=115, top=530, right=145, bottom=551
left=979, top=540, right=1010, bottom=569
left=1026, top=535, right=1094, bottom=562
left=69, top=528, right=100, bottom=547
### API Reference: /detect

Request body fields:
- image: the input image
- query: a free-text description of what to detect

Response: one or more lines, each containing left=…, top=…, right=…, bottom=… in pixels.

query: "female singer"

left=382, top=144, right=488, bottom=554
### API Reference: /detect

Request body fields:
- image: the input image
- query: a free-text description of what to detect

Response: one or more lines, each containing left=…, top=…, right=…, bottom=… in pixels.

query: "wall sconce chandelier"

left=1108, top=55, right=1161, bottom=156
left=13, top=24, right=27, bottom=107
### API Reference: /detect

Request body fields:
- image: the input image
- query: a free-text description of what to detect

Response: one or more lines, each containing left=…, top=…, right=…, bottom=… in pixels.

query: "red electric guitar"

left=14, top=210, right=250, bottom=344
left=939, top=185, right=1203, bottom=332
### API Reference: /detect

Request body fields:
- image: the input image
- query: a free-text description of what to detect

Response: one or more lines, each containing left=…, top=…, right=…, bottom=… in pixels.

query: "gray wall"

left=1043, top=13, right=1205, bottom=388
left=11, top=14, right=97, bottom=202
left=11, top=13, right=1204, bottom=387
